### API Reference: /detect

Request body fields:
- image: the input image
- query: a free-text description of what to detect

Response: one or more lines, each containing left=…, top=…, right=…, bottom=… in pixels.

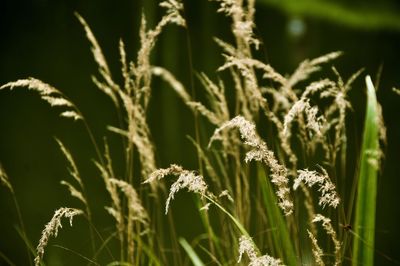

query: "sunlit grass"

left=0, top=0, right=392, bottom=265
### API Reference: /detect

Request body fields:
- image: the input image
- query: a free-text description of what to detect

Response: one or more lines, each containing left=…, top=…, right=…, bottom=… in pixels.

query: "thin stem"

left=204, top=194, right=249, bottom=238
left=53, top=245, right=100, bottom=266
left=182, top=1, right=203, bottom=175
left=11, top=192, right=32, bottom=266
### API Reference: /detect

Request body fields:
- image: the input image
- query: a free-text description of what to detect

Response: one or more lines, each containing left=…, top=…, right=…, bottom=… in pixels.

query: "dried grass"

left=209, top=116, right=293, bottom=215
left=0, top=0, right=387, bottom=265
left=0, top=78, right=82, bottom=121
left=34, top=208, right=83, bottom=266
left=238, top=235, right=284, bottom=266
left=145, top=165, right=208, bottom=214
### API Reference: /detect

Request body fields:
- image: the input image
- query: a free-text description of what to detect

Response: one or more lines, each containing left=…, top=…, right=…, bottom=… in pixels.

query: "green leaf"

left=179, top=238, right=205, bottom=266
left=352, top=75, right=379, bottom=266
left=257, top=164, right=298, bottom=265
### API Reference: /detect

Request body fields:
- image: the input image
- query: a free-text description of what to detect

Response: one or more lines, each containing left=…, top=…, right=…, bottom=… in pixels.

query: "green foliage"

left=352, top=76, right=379, bottom=266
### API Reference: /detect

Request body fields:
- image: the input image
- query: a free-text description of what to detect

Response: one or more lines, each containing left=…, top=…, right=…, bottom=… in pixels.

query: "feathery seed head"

left=283, top=99, right=325, bottom=137
left=209, top=116, right=293, bottom=215
left=145, top=165, right=208, bottom=214
left=238, top=235, right=284, bottom=266
left=211, top=0, right=260, bottom=49
left=34, top=208, right=83, bottom=266
left=160, top=0, right=186, bottom=27
left=307, top=229, right=325, bottom=266
left=313, top=214, right=341, bottom=265
left=1, top=78, right=82, bottom=121
left=294, top=168, right=340, bottom=208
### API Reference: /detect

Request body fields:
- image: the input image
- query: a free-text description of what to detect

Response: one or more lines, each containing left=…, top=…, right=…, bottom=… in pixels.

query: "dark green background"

left=0, top=0, right=399, bottom=265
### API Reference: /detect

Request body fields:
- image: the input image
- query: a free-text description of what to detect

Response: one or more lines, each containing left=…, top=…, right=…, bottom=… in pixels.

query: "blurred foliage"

left=259, top=0, right=400, bottom=31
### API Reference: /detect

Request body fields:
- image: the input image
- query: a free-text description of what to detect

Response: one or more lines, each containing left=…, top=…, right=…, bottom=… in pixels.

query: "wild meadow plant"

left=0, top=0, right=391, bottom=265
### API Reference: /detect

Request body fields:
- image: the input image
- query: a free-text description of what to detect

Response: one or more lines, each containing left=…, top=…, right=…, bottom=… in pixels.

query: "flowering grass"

left=0, top=0, right=395, bottom=265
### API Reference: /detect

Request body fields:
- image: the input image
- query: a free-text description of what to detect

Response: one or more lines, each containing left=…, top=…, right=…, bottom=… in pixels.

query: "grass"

left=0, top=0, right=395, bottom=265
left=352, top=76, right=379, bottom=266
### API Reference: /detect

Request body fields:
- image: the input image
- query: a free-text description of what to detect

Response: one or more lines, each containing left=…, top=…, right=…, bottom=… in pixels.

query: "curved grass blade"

left=352, top=75, right=379, bottom=266
left=257, top=164, right=298, bottom=265
left=0, top=251, right=16, bottom=266
left=179, top=238, right=205, bottom=266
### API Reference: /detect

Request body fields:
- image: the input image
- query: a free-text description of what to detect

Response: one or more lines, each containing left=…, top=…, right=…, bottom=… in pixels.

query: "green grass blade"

left=257, top=164, right=298, bottom=265
left=204, top=195, right=249, bottom=237
left=15, top=226, right=36, bottom=256
left=0, top=251, right=16, bottom=266
left=352, top=75, right=379, bottom=266
left=179, top=238, right=205, bottom=266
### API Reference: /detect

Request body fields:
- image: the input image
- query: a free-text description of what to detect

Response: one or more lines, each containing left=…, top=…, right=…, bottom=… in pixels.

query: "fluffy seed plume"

left=283, top=98, right=324, bottom=137
left=238, top=235, right=284, bottom=266
left=0, top=78, right=82, bottom=121
left=307, top=229, right=325, bottom=266
left=312, top=214, right=341, bottom=266
left=209, top=116, right=293, bottom=215
left=34, top=208, right=83, bottom=266
left=159, top=0, right=186, bottom=27
left=212, top=0, right=260, bottom=49
left=144, top=164, right=208, bottom=214
left=293, top=168, right=340, bottom=208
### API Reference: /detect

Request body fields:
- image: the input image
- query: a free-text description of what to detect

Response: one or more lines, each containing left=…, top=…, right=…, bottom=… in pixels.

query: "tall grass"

left=352, top=76, right=379, bottom=266
left=0, top=0, right=391, bottom=265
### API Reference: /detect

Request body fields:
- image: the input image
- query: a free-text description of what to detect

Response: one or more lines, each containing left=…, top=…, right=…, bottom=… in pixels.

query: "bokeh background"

left=0, top=0, right=399, bottom=265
